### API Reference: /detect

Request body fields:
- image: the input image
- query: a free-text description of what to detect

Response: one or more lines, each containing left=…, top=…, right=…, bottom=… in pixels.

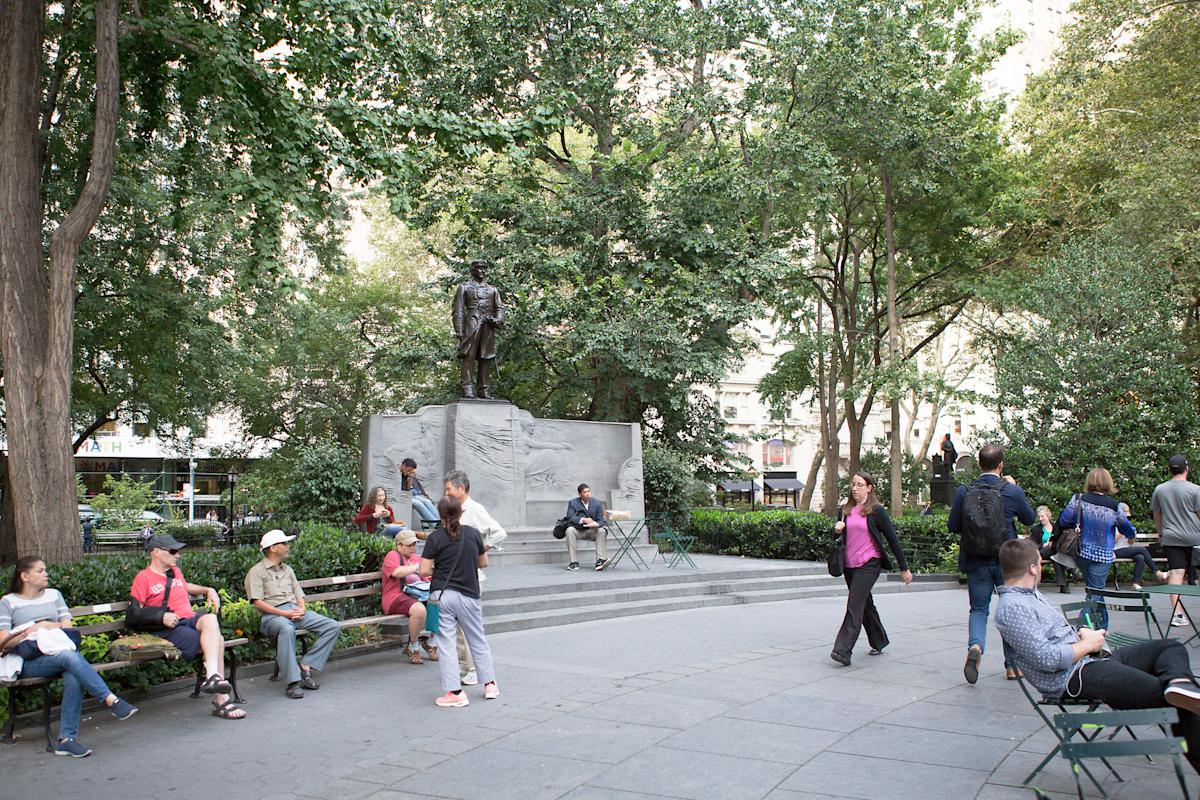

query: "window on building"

left=762, top=439, right=793, bottom=468
left=94, top=421, right=119, bottom=437
left=954, top=417, right=962, bottom=434
left=132, top=422, right=153, bottom=438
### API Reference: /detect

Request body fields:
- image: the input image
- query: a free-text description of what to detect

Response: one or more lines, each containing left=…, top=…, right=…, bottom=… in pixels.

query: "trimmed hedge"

left=684, top=508, right=958, bottom=573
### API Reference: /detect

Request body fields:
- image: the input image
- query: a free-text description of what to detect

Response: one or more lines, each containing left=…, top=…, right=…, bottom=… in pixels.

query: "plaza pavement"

left=1, top=579, right=1194, bottom=800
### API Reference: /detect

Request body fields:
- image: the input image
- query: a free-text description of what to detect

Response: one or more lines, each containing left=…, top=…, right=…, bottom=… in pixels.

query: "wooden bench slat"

left=298, top=571, right=382, bottom=589
left=303, top=586, right=382, bottom=603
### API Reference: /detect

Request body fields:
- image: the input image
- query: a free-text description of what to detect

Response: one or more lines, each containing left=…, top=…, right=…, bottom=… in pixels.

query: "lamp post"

left=226, top=469, right=237, bottom=530
left=187, top=458, right=197, bottom=523
left=747, top=466, right=758, bottom=511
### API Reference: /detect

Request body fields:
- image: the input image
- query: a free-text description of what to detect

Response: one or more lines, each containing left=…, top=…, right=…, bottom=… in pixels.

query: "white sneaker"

left=1131, top=583, right=1143, bottom=591
left=461, top=670, right=479, bottom=686
left=1171, top=614, right=1190, bottom=627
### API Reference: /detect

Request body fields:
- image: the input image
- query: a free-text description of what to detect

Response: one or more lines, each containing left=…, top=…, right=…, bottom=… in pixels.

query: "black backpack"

left=959, top=479, right=1007, bottom=558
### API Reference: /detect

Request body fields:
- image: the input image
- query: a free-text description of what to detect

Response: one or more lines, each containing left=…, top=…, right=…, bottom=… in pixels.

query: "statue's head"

left=468, top=259, right=491, bottom=281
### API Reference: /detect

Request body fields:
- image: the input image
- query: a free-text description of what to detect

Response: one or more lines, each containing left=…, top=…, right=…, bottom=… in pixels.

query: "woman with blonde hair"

left=1058, top=467, right=1136, bottom=628
left=830, top=472, right=912, bottom=667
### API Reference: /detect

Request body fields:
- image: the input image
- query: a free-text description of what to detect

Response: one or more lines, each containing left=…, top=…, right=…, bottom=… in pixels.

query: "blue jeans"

left=966, top=561, right=1014, bottom=667
left=1076, top=555, right=1112, bottom=629
left=20, top=650, right=113, bottom=741
left=411, top=494, right=439, bottom=523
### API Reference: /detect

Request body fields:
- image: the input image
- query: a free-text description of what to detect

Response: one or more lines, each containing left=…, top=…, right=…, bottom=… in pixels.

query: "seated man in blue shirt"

left=995, top=537, right=1200, bottom=775
left=947, top=443, right=1036, bottom=683
left=564, top=483, right=608, bottom=572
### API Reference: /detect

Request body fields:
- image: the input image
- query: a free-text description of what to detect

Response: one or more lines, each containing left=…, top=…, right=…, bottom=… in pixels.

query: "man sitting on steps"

left=564, top=483, right=609, bottom=572
left=994, top=537, right=1200, bottom=775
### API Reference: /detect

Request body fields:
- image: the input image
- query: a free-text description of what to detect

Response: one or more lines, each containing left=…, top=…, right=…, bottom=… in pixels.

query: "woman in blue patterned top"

left=1058, top=468, right=1136, bottom=628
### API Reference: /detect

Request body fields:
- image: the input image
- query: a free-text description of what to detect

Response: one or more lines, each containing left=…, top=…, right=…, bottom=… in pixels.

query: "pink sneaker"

left=435, top=690, right=469, bottom=708
left=484, top=681, right=500, bottom=700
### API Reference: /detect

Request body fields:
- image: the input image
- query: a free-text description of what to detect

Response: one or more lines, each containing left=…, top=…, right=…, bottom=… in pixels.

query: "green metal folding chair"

left=1010, top=601, right=1147, bottom=793
left=1052, top=708, right=1190, bottom=800
left=1086, top=587, right=1168, bottom=645
left=647, top=513, right=696, bottom=568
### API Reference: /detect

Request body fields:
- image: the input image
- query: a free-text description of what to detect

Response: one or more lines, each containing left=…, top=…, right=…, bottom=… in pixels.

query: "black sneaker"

left=830, top=650, right=851, bottom=666
left=594, top=559, right=609, bottom=571
left=566, top=562, right=580, bottom=571
left=964, top=646, right=982, bottom=685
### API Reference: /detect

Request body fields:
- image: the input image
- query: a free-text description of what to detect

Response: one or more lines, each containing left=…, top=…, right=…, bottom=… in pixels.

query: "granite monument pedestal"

left=362, top=400, right=645, bottom=532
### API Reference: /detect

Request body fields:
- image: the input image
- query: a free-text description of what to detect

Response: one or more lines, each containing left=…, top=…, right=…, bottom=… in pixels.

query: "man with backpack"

left=947, top=443, right=1036, bottom=684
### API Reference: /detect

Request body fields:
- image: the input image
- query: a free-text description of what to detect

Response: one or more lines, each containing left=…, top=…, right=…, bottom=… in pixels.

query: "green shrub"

left=642, top=444, right=697, bottom=521
left=684, top=508, right=957, bottom=573
left=91, top=474, right=157, bottom=530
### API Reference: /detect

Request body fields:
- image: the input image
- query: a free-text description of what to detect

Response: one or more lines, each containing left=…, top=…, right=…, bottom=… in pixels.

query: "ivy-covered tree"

left=1014, top=0, right=1200, bottom=300
left=981, top=235, right=1200, bottom=512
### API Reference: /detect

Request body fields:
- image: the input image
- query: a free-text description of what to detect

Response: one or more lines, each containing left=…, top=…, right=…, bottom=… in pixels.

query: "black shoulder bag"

left=553, top=499, right=581, bottom=540
left=827, top=512, right=846, bottom=577
left=125, top=568, right=175, bottom=631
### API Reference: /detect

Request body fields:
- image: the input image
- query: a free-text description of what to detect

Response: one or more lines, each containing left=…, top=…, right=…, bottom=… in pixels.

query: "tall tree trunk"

left=800, top=449, right=822, bottom=511
left=0, top=1, right=119, bottom=564
left=0, top=454, right=16, bottom=564
left=883, top=170, right=902, bottom=515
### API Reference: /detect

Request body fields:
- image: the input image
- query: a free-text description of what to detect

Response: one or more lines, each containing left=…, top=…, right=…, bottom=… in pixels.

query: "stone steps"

left=382, top=560, right=960, bottom=638
left=480, top=576, right=960, bottom=634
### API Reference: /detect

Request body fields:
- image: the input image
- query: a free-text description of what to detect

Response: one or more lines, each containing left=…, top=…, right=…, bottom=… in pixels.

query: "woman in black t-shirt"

left=419, top=496, right=499, bottom=707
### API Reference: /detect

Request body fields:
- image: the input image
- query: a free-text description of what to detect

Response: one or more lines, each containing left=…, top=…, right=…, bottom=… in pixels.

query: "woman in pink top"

left=830, top=471, right=913, bottom=666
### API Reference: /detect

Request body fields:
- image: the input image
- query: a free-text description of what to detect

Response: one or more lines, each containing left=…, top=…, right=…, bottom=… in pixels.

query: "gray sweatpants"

left=434, top=590, right=495, bottom=693
left=260, top=604, right=341, bottom=685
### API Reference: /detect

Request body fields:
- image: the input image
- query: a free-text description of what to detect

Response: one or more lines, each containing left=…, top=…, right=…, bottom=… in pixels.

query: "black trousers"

left=1113, top=545, right=1155, bottom=584
left=833, top=558, right=888, bottom=656
left=1072, top=639, right=1200, bottom=772
left=1039, top=545, right=1068, bottom=586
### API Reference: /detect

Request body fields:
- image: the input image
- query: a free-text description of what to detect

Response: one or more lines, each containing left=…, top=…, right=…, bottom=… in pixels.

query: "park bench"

left=1, top=595, right=247, bottom=751
left=260, top=571, right=409, bottom=682
left=93, top=530, right=147, bottom=550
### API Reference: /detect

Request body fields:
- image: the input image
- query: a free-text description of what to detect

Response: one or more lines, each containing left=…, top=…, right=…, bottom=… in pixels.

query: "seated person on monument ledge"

left=400, top=457, right=441, bottom=527
left=564, top=483, right=609, bottom=572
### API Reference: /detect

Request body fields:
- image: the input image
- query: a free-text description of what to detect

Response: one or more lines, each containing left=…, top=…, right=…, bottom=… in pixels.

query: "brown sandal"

left=405, top=645, right=423, bottom=665
left=421, top=638, right=439, bottom=661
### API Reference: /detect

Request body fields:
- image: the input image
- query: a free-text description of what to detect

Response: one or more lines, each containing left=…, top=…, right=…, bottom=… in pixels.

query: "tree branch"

left=47, top=0, right=119, bottom=372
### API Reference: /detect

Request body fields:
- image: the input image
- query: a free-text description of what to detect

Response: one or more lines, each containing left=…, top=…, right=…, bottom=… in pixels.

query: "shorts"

left=1164, top=545, right=1197, bottom=571
left=152, top=612, right=208, bottom=661
left=384, top=593, right=419, bottom=617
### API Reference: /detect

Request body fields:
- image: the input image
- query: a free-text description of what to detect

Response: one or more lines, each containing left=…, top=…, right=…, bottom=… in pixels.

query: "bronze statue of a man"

left=452, top=259, right=505, bottom=399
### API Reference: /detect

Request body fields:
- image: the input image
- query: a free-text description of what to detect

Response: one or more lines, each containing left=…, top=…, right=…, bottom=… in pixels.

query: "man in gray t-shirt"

left=1151, top=454, right=1200, bottom=625
left=1151, top=457, right=1200, bottom=547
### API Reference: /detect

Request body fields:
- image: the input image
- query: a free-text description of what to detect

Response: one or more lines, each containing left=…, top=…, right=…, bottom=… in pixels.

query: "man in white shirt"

left=443, top=470, right=507, bottom=551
